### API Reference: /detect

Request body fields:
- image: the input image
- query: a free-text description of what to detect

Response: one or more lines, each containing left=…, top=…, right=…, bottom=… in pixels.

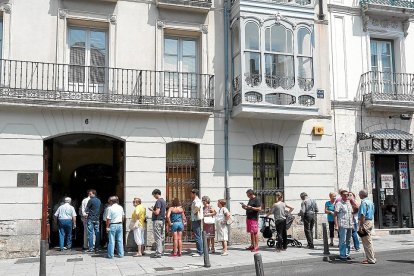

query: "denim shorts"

left=171, top=222, right=184, bottom=232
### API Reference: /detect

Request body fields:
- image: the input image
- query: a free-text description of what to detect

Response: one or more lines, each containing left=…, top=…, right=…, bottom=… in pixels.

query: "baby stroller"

left=260, top=214, right=302, bottom=248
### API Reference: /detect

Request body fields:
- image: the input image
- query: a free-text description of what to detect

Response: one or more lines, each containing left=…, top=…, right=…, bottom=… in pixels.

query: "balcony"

left=232, top=73, right=319, bottom=120
left=0, top=59, right=214, bottom=114
left=360, top=0, right=414, bottom=19
left=156, top=0, right=211, bottom=13
left=361, top=71, right=414, bottom=111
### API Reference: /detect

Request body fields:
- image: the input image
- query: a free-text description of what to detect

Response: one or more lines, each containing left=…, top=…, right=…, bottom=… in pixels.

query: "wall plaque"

left=17, top=173, right=38, bottom=187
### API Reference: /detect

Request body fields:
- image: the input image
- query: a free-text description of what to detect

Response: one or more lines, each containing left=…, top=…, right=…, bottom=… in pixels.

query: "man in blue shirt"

left=85, top=189, right=102, bottom=253
left=358, top=189, right=376, bottom=264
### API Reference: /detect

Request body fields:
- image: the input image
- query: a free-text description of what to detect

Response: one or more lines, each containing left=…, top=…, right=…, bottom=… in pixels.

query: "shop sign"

left=381, top=174, right=394, bottom=189
left=399, top=161, right=409, bottom=189
left=359, top=138, right=414, bottom=152
left=359, top=139, right=373, bottom=152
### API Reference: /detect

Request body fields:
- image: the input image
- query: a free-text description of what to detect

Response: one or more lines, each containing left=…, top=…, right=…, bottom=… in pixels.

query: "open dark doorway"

left=44, top=134, right=125, bottom=250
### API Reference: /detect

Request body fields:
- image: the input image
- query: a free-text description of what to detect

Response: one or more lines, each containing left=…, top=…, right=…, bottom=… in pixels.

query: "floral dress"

left=203, top=205, right=215, bottom=238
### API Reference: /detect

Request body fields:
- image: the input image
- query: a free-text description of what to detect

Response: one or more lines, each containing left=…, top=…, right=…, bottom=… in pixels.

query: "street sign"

left=359, top=138, right=373, bottom=152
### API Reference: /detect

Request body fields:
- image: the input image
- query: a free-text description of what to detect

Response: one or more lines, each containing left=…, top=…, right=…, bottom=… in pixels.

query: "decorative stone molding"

left=200, top=25, right=208, bottom=34
left=58, top=9, right=67, bottom=19
left=157, top=20, right=166, bottom=29
left=109, top=15, right=117, bottom=25
left=402, top=20, right=410, bottom=37
left=2, top=3, right=11, bottom=14
left=361, top=9, right=369, bottom=32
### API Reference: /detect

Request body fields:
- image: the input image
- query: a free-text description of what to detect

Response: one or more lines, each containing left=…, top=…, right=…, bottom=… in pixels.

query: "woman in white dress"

left=215, top=199, right=230, bottom=256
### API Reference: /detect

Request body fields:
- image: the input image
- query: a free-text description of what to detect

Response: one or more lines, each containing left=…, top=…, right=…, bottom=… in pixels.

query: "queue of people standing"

left=54, top=189, right=125, bottom=259
left=54, top=187, right=376, bottom=264
left=325, top=189, right=376, bottom=264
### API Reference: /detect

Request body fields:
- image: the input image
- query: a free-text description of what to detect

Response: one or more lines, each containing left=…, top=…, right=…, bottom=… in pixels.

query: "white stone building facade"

left=0, top=0, right=334, bottom=258
left=328, top=0, right=414, bottom=230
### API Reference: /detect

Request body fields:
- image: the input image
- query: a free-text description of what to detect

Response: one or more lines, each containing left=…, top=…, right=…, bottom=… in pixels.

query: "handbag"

left=357, top=228, right=368, bottom=237
left=203, top=216, right=215, bottom=224
left=129, top=219, right=139, bottom=230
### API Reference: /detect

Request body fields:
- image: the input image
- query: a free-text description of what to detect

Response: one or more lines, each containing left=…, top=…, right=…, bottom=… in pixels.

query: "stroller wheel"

left=267, top=239, right=275, bottom=247
left=296, top=241, right=303, bottom=248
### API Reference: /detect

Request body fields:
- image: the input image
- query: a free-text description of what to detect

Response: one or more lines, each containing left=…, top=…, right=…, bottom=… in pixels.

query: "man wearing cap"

left=335, top=190, right=354, bottom=261
left=299, top=192, right=318, bottom=249
left=190, top=189, right=204, bottom=257
left=54, top=197, right=77, bottom=251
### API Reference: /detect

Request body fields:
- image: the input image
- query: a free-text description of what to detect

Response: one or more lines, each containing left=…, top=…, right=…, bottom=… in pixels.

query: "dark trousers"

left=275, top=219, right=287, bottom=250
left=303, top=215, right=315, bottom=247
left=328, top=221, right=335, bottom=239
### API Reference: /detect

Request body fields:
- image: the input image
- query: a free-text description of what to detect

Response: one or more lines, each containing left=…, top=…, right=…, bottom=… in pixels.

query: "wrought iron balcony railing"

left=232, top=0, right=314, bottom=6
left=360, top=71, right=414, bottom=103
left=0, top=59, right=214, bottom=111
left=360, top=0, right=414, bottom=9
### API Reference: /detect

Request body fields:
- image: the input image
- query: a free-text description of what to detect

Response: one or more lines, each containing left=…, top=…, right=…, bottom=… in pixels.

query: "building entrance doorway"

left=44, top=134, right=125, bottom=250
left=372, top=155, right=412, bottom=229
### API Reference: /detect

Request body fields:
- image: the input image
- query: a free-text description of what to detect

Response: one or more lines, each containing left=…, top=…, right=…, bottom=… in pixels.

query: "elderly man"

left=299, top=192, right=318, bottom=249
left=358, top=189, right=376, bottom=264
left=335, top=190, right=354, bottom=261
left=106, top=196, right=125, bottom=259
left=80, top=189, right=91, bottom=250
left=54, top=197, right=77, bottom=251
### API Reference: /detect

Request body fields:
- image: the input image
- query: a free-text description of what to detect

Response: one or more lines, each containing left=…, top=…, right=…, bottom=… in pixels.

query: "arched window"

left=244, top=22, right=261, bottom=87
left=253, top=143, right=284, bottom=210
left=297, top=27, right=314, bottom=91
left=264, top=25, right=294, bottom=90
left=232, top=25, right=241, bottom=97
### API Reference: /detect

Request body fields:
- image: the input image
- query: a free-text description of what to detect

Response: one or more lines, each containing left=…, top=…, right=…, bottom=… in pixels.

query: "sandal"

left=245, top=245, right=254, bottom=250
left=133, top=253, right=142, bottom=257
left=361, top=260, right=375, bottom=264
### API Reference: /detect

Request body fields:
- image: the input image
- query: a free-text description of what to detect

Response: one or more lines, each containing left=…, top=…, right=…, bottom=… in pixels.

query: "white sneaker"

left=191, top=253, right=202, bottom=257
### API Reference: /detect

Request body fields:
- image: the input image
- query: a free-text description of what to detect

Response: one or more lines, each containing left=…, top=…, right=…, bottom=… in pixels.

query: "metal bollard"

left=322, top=223, right=330, bottom=255
left=39, top=239, right=47, bottom=276
left=202, top=231, right=211, bottom=268
left=254, top=253, right=264, bottom=276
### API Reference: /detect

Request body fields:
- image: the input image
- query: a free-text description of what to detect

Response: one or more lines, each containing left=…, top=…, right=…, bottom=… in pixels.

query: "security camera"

left=400, top=114, right=412, bottom=120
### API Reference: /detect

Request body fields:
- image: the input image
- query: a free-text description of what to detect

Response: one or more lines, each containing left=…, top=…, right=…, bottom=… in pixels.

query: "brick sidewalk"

left=1, top=235, right=414, bottom=276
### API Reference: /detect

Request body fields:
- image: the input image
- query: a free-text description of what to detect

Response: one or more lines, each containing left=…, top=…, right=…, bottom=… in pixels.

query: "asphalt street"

left=218, top=248, right=414, bottom=276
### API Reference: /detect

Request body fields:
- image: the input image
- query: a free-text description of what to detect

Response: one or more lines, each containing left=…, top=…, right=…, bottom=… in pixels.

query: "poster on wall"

left=381, top=174, right=394, bottom=189
left=371, top=161, right=376, bottom=189
left=399, top=161, right=409, bottom=190
left=386, top=188, right=394, bottom=196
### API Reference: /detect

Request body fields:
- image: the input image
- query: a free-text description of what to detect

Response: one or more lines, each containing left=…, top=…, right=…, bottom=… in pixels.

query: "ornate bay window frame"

left=236, top=14, right=316, bottom=107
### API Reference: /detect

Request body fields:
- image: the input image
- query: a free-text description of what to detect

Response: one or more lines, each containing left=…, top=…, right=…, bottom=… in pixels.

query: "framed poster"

left=381, top=174, right=394, bottom=189
left=385, top=188, right=394, bottom=196
left=399, top=162, right=409, bottom=190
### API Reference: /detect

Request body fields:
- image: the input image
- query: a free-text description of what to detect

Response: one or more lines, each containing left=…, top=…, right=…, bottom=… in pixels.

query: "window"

left=232, top=25, right=242, bottom=102
left=164, top=37, right=198, bottom=98
left=68, top=28, right=107, bottom=92
left=0, top=19, right=3, bottom=59
left=244, top=22, right=261, bottom=87
left=237, top=21, right=315, bottom=95
left=264, top=25, right=294, bottom=90
left=370, top=40, right=394, bottom=93
left=166, top=142, right=199, bottom=242
left=297, top=28, right=313, bottom=91
left=253, top=144, right=284, bottom=210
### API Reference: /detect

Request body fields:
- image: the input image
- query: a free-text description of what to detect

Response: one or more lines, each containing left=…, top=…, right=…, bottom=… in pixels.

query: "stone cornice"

left=327, top=4, right=361, bottom=15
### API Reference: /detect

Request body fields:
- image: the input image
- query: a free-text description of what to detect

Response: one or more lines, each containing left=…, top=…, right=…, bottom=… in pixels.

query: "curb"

left=162, top=248, right=414, bottom=276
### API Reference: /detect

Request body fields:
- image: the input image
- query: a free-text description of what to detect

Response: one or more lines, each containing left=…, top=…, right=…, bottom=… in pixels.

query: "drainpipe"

left=224, top=0, right=230, bottom=209
left=318, top=0, right=325, bottom=20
